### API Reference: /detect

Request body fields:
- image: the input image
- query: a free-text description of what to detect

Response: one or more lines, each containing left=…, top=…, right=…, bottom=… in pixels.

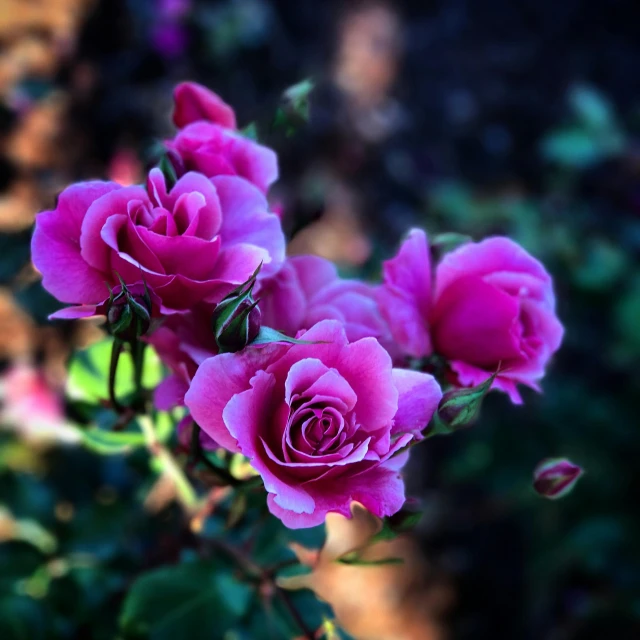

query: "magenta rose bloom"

left=379, top=229, right=564, bottom=403
left=32, top=168, right=284, bottom=313
left=172, top=81, right=237, bottom=129
left=185, top=320, right=442, bottom=528
left=168, top=122, right=278, bottom=194
left=257, top=255, right=393, bottom=349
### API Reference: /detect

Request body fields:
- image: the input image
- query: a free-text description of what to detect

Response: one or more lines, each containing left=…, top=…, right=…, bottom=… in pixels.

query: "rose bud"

left=533, top=458, right=583, bottom=499
left=172, top=81, right=237, bottom=130
left=432, top=372, right=496, bottom=434
left=107, top=282, right=152, bottom=342
left=212, top=271, right=262, bottom=353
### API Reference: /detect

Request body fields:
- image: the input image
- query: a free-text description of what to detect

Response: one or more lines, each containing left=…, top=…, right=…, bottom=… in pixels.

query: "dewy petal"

left=80, top=185, right=149, bottom=271
left=391, top=368, right=442, bottom=437
left=31, top=181, right=121, bottom=304
left=185, top=346, right=287, bottom=452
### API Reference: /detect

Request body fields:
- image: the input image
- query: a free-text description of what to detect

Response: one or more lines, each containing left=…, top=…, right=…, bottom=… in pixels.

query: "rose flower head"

left=32, top=168, right=284, bottom=314
left=379, top=229, right=564, bottom=403
left=185, top=320, right=442, bottom=528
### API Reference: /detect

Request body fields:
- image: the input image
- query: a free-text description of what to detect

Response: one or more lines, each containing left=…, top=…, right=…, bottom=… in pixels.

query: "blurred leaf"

left=0, top=231, right=31, bottom=284
left=0, top=596, right=48, bottom=640
left=67, top=339, right=163, bottom=403
left=573, top=239, right=629, bottom=290
left=241, top=122, right=259, bottom=141
left=77, top=426, right=145, bottom=455
left=570, top=85, right=617, bottom=131
left=120, top=560, right=252, bottom=639
left=430, top=232, right=472, bottom=257
left=541, top=129, right=604, bottom=168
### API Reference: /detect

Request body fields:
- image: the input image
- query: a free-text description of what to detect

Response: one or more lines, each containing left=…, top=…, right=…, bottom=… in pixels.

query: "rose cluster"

left=31, top=82, right=564, bottom=528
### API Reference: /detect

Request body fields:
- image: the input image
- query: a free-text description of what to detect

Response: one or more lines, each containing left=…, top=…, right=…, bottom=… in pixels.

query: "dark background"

left=1, top=0, right=640, bottom=638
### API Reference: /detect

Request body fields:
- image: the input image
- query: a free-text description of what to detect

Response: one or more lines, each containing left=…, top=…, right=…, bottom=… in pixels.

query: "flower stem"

left=108, top=338, right=125, bottom=412
left=138, top=415, right=199, bottom=511
left=131, top=338, right=147, bottom=408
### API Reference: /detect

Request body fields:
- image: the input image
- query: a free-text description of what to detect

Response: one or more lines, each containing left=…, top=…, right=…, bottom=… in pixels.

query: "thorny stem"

left=138, top=415, right=199, bottom=511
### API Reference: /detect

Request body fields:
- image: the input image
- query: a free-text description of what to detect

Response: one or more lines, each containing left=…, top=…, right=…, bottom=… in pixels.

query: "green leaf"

left=336, top=552, right=403, bottom=567
left=77, top=427, right=145, bottom=455
left=120, top=561, right=252, bottom=640
left=158, top=153, right=178, bottom=190
left=240, top=122, right=259, bottom=141
left=67, top=338, right=163, bottom=403
left=0, top=596, right=48, bottom=640
left=430, top=232, right=472, bottom=256
left=250, top=326, right=318, bottom=347
left=570, top=85, right=616, bottom=132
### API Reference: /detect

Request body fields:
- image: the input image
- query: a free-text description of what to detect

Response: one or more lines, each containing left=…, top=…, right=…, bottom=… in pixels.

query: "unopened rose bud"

left=533, top=458, right=583, bottom=499
left=107, top=284, right=152, bottom=342
left=212, top=271, right=262, bottom=353
left=430, top=372, right=496, bottom=435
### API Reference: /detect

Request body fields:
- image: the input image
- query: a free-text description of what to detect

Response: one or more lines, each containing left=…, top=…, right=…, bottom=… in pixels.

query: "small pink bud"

left=172, top=82, right=237, bottom=129
left=533, top=458, right=583, bottom=499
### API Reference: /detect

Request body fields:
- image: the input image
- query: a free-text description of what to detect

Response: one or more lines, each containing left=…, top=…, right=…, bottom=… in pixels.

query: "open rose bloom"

left=186, top=320, right=442, bottom=528
left=379, top=229, right=564, bottom=403
left=32, top=168, right=284, bottom=314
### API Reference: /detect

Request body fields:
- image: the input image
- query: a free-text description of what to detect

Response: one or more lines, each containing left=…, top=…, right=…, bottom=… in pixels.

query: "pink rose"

left=257, top=255, right=394, bottom=350
left=32, top=168, right=284, bottom=313
left=172, top=81, right=237, bottom=129
left=379, top=229, right=564, bottom=403
left=185, top=320, right=442, bottom=528
left=168, top=122, right=278, bottom=194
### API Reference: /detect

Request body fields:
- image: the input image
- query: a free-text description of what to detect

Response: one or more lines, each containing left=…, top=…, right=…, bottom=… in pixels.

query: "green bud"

left=429, top=372, right=497, bottom=436
left=212, top=272, right=262, bottom=353
left=106, top=282, right=152, bottom=342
